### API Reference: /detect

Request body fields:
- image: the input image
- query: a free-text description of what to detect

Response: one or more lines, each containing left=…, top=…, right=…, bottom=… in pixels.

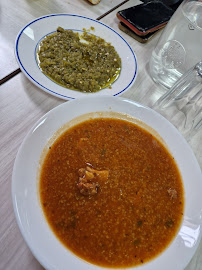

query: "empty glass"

left=152, top=61, right=202, bottom=140
left=149, top=0, right=202, bottom=89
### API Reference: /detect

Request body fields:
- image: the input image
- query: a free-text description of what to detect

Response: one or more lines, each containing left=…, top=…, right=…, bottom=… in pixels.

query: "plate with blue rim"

left=15, top=14, right=138, bottom=100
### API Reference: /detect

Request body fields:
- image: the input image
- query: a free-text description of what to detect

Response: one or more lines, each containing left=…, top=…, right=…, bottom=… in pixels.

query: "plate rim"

left=15, top=13, right=138, bottom=100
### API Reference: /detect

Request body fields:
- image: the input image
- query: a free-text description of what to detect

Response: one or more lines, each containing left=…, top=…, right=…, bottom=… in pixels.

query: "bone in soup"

left=39, top=117, right=184, bottom=267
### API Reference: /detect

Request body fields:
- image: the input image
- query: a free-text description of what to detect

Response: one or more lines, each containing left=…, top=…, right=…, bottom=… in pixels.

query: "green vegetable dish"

left=37, top=27, right=121, bottom=93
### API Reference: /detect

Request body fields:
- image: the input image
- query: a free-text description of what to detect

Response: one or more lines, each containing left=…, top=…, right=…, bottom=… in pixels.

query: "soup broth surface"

left=40, top=117, right=184, bottom=267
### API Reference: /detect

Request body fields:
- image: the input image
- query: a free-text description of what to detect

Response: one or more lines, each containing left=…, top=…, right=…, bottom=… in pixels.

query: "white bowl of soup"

left=12, top=96, right=202, bottom=270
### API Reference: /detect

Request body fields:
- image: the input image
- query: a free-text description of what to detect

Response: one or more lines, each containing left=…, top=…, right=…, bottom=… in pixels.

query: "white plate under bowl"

left=12, top=96, right=202, bottom=270
left=15, top=14, right=137, bottom=100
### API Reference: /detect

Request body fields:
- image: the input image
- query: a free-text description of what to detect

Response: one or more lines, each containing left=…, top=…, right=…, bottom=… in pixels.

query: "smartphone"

left=118, top=22, right=161, bottom=43
left=117, top=1, right=174, bottom=36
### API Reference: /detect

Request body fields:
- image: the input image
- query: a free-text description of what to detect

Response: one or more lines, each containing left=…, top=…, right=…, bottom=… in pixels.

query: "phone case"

left=118, top=22, right=161, bottom=43
left=117, top=1, right=174, bottom=36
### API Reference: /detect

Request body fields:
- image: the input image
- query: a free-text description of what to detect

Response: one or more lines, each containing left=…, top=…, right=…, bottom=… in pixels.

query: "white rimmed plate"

left=15, top=14, right=137, bottom=100
left=12, top=96, right=202, bottom=270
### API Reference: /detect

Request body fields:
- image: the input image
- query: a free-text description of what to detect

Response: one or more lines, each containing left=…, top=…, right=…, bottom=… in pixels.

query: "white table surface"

left=0, top=0, right=125, bottom=79
left=0, top=0, right=201, bottom=269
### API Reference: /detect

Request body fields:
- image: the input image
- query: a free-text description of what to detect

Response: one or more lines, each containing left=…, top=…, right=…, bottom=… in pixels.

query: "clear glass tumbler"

left=149, top=0, right=202, bottom=89
left=152, top=61, right=202, bottom=140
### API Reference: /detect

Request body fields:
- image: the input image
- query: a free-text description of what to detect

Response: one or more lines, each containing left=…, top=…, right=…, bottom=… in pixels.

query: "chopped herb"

left=165, top=218, right=174, bottom=228
left=133, top=239, right=140, bottom=246
left=137, top=220, right=143, bottom=227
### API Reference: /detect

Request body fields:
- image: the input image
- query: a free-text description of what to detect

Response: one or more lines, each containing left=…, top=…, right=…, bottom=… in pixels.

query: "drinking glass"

left=152, top=61, right=202, bottom=141
left=149, top=0, right=202, bottom=89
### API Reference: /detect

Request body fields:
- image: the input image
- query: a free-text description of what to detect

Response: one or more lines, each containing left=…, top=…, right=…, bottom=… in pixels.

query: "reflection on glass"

left=153, top=61, right=202, bottom=141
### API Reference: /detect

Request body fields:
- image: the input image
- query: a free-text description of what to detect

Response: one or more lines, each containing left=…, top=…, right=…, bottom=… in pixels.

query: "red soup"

left=40, top=117, right=184, bottom=267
